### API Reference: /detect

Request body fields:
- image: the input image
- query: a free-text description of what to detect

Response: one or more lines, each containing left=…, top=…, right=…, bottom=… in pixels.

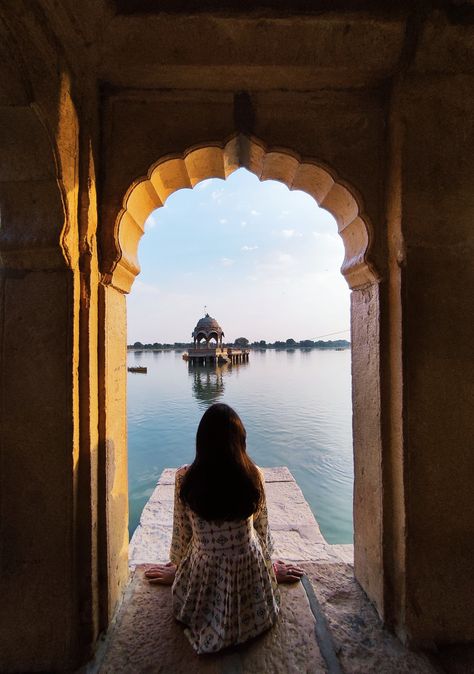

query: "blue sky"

left=127, top=168, right=350, bottom=344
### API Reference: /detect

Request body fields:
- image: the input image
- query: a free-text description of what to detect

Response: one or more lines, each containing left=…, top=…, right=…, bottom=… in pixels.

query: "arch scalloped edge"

left=103, top=134, right=380, bottom=293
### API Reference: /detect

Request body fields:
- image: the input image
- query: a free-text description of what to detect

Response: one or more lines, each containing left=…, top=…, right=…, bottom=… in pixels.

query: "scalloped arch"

left=106, top=135, right=379, bottom=293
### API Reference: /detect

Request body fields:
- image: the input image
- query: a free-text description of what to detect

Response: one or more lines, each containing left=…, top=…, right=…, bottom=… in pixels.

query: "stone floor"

left=90, top=469, right=449, bottom=674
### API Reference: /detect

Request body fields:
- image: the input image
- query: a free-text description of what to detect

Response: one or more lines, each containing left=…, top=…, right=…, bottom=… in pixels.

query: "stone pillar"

left=98, top=284, right=129, bottom=628
left=395, top=75, right=474, bottom=645
left=0, top=98, right=89, bottom=670
left=351, top=283, right=384, bottom=614
left=0, top=267, right=81, bottom=671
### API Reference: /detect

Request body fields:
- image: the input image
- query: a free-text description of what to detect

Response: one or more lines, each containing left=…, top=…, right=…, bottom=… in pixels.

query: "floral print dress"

left=169, top=466, right=281, bottom=654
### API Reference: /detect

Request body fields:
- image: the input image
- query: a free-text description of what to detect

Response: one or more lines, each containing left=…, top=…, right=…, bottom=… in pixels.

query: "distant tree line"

left=243, top=337, right=349, bottom=349
left=128, top=337, right=350, bottom=350
left=128, top=341, right=189, bottom=350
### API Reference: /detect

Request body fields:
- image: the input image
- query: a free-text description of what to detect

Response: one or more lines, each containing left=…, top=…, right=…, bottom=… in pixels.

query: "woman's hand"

left=144, top=562, right=176, bottom=585
left=273, top=559, right=305, bottom=583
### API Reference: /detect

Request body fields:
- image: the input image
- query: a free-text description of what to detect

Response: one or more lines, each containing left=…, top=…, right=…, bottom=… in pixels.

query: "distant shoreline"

left=127, top=339, right=350, bottom=352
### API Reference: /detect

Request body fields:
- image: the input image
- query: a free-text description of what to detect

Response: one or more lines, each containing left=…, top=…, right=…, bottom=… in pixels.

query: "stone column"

left=352, top=283, right=384, bottom=614
left=0, top=266, right=81, bottom=671
left=394, top=75, right=474, bottom=645
left=98, top=284, right=129, bottom=628
left=0, top=99, right=88, bottom=670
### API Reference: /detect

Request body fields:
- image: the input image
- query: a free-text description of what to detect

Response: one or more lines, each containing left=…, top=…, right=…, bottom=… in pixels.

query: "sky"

left=127, top=168, right=350, bottom=344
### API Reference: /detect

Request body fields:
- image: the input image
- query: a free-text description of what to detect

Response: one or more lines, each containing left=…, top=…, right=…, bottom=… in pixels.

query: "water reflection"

left=188, top=363, right=226, bottom=406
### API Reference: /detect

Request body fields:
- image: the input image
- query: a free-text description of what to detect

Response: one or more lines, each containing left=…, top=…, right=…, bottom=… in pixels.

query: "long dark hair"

left=180, top=403, right=263, bottom=521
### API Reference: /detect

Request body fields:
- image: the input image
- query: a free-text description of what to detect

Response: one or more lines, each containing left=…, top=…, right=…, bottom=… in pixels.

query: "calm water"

left=127, top=348, right=353, bottom=544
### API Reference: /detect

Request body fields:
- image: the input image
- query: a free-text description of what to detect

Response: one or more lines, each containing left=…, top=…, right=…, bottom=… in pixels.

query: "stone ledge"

left=96, top=562, right=440, bottom=674
left=98, top=565, right=327, bottom=674
left=129, top=467, right=354, bottom=567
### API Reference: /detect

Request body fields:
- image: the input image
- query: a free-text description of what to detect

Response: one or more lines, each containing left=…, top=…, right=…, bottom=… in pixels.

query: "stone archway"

left=98, top=134, right=386, bottom=630
left=0, top=5, right=473, bottom=669
left=103, top=135, right=379, bottom=292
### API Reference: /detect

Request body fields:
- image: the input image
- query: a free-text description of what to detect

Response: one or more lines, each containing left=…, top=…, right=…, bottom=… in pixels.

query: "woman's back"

left=145, top=404, right=303, bottom=654
left=188, top=510, right=256, bottom=555
left=170, top=466, right=280, bottom=654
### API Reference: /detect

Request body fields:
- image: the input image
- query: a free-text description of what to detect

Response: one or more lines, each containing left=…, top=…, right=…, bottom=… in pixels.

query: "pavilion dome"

left=192, top=313, right=224, bottom=340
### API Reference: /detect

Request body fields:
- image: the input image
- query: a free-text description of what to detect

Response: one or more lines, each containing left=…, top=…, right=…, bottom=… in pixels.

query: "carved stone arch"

left=103, top=134, right=380, bottom=293
left=99, top=133, right=386, bottom=627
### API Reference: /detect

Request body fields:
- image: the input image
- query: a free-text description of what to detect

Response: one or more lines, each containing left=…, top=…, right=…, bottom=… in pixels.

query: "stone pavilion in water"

left=185, top=314, right=249, bottom=366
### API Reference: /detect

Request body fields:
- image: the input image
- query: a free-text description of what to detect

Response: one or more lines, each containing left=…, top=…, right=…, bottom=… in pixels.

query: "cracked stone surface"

left=301, top=562, right=438, bottom=674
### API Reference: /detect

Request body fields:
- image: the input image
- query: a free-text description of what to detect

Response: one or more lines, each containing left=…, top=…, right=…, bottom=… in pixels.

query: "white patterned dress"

left=169, top=466, right=281, bottom=654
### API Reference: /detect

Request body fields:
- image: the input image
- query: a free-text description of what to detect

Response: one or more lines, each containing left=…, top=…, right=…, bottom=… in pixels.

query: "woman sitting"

left=145, top=403, right=304, bottom=655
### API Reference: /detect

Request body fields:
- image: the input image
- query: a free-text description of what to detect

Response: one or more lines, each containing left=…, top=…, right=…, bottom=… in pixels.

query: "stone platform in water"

left=95, top=468, right=438, bottom=674
left=129, top=466, right=353, bottom=567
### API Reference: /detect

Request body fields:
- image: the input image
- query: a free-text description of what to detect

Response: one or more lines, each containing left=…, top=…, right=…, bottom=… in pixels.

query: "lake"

left=127, top=347, right=353, bottom=544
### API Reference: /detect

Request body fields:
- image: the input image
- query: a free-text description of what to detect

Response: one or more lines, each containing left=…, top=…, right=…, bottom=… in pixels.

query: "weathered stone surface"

left=0, top=269, right=77, bottom=673
left=98, top=566, right=326, bottom=674
left=302, top=562, right=437, bottom=674
left=328, top=544, right=354, bottom=565
left=129, top=468, right=345, bottom=567
left=258, top=466, right=293, bottom=482
left=100, top=284, right=130, bottom=622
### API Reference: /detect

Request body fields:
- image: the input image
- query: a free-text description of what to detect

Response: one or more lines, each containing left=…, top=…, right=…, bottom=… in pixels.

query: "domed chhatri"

left=185, top=314, right=249, bottom=366
left=192, top=313, right=224, bottom=349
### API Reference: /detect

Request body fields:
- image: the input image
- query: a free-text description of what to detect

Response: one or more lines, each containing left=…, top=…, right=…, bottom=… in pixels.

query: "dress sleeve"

left=169, top=467, right=193, bottom=566
left=253, top=471, right=275, bottom=559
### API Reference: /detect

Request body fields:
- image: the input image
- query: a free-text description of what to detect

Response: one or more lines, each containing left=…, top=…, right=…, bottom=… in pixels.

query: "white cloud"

left=211, top=189, right=224, bottom=203
left=278, top=209, right=291, bottom=219
left=241, top=245, right=258, bottom=252
left=256, top=251, right=295, bottom=275
left=219, top=218, right=228, bottom=224
left=275, top=252, right=294, bottom=266
left=250, top=209, right=259, bottom=216
left=313, top=231, right=338, bottom=240
left=220, top=257, right=235, bottom=267
left=240, top=220, right=247, bottom=227
left=279, top=229, right=302, bottom=238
